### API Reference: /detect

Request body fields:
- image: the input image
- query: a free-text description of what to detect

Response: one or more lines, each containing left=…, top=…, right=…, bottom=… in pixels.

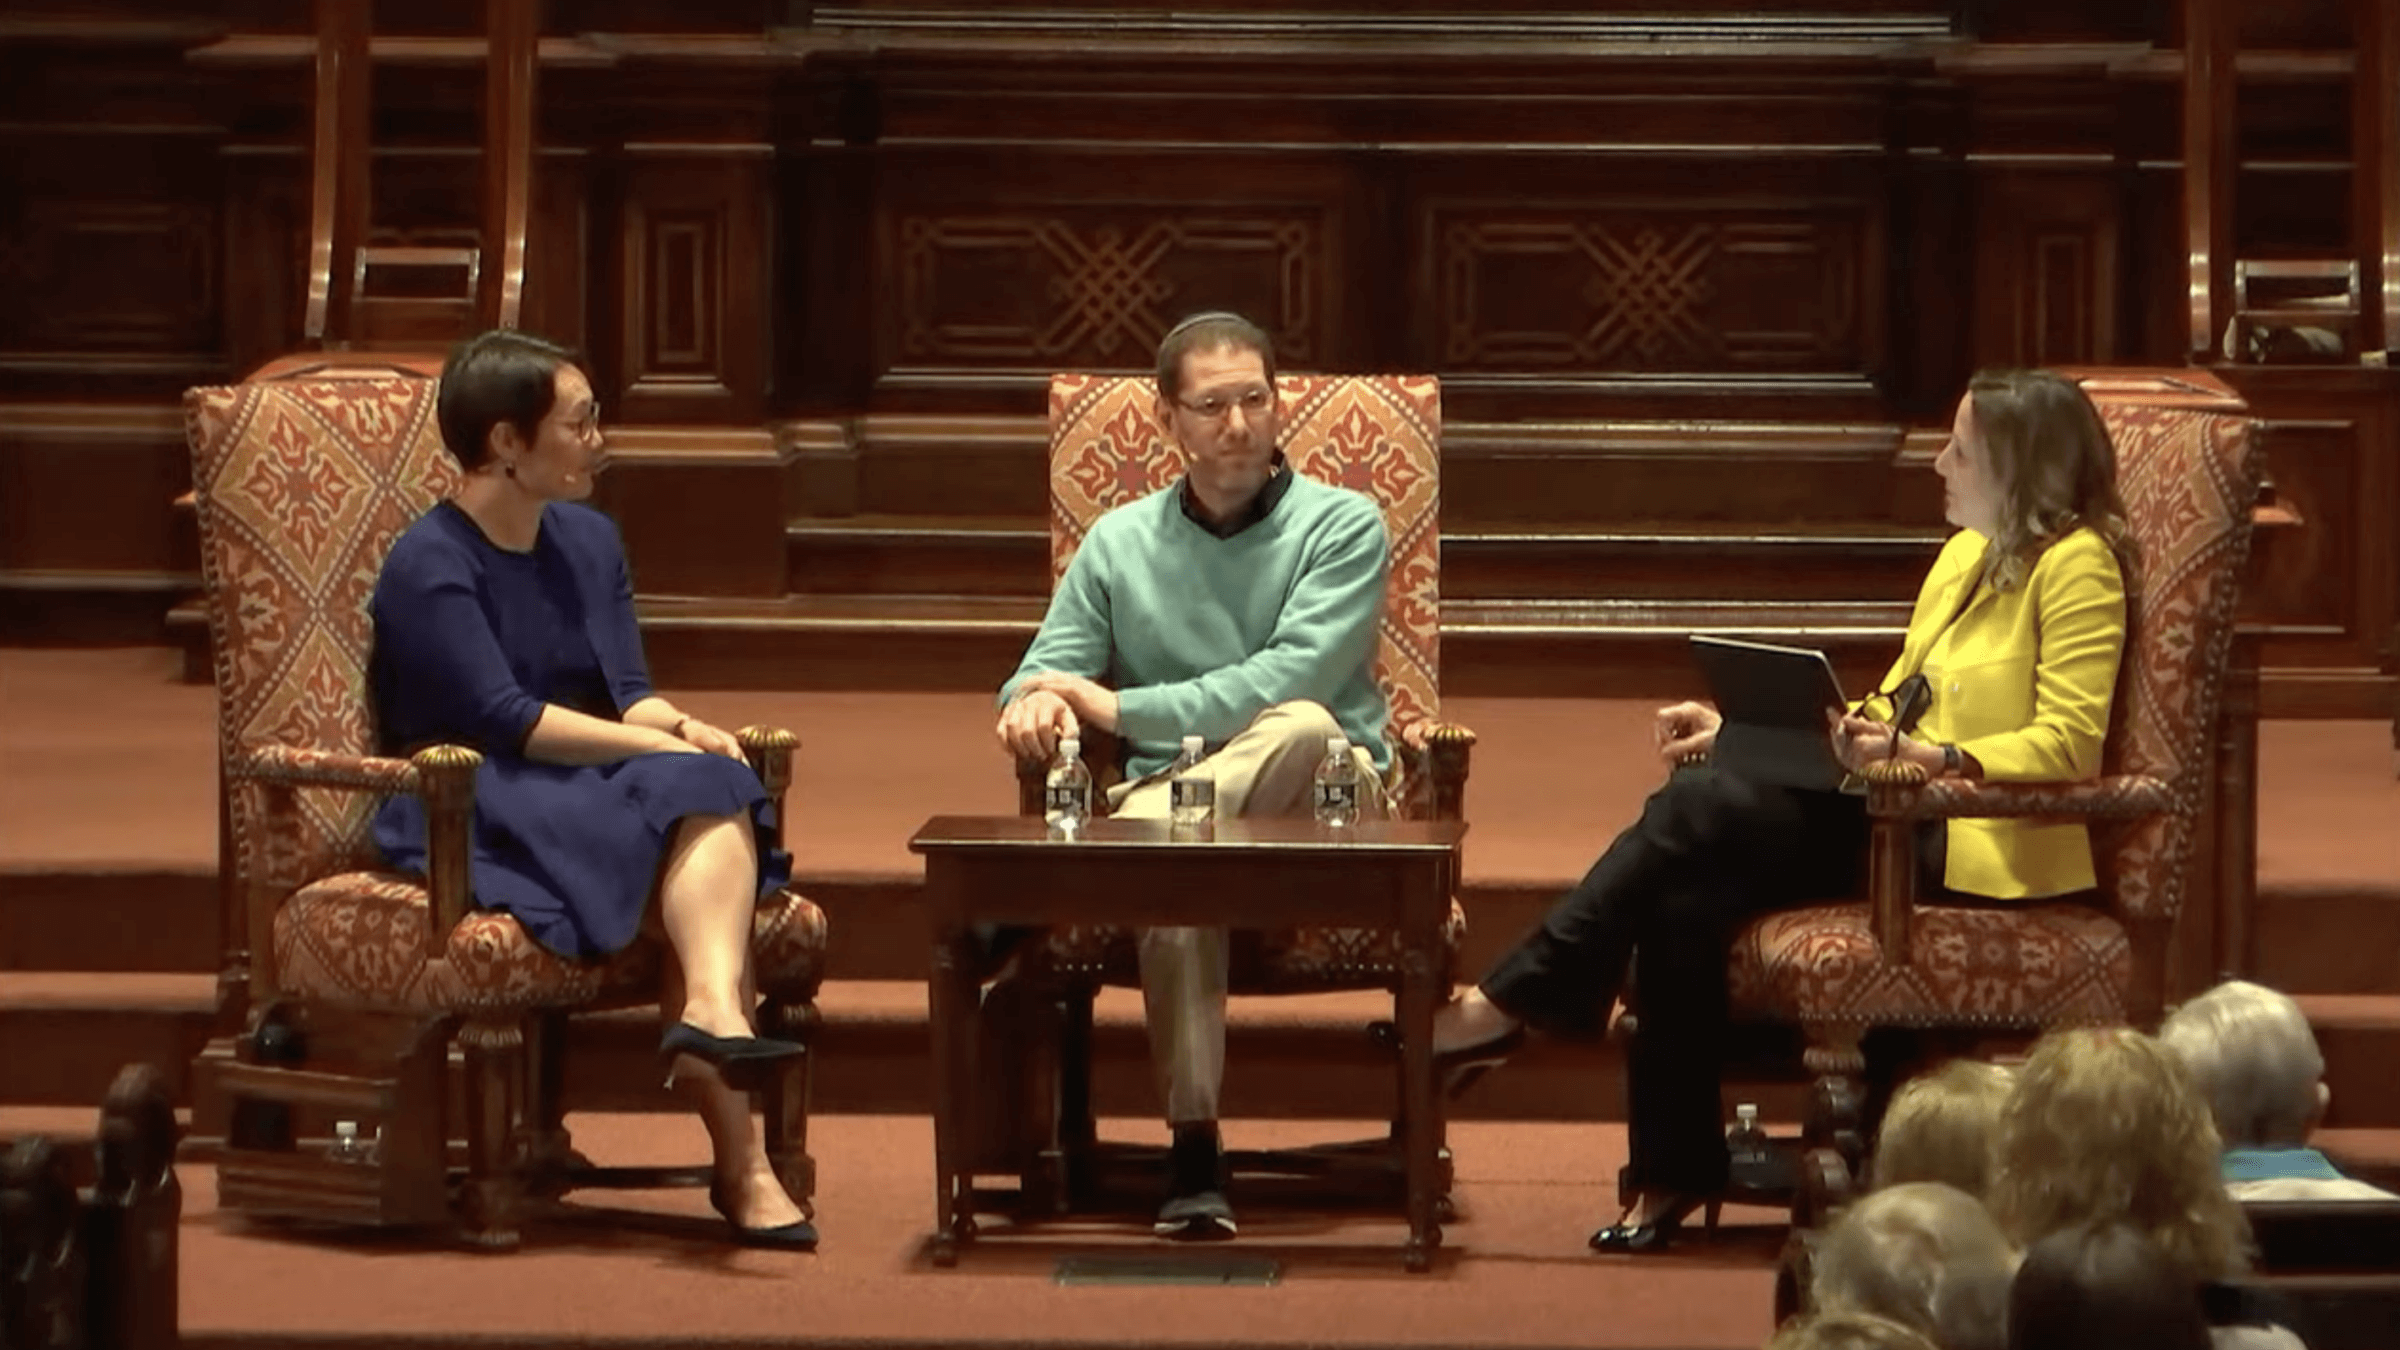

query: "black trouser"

left=1479, top=763, right=1870, bottom=1196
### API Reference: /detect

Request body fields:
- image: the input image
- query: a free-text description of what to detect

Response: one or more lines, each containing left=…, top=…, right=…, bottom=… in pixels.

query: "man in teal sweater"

left=996, top=312, right=1391, bottom=1240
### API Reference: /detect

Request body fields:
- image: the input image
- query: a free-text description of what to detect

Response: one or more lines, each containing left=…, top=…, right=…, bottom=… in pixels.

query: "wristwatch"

left=1940, top=743, right=1963, bottom=776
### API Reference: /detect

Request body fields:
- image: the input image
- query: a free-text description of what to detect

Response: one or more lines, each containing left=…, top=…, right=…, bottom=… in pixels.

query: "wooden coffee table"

left=908, top=814, right=1467, bottom=1271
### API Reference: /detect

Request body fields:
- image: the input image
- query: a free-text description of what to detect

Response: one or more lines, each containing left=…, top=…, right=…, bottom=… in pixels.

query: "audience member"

left=1872, top=1060, right=2016, bottom=1199
left=2006, top=1221, right=2214, bottom=1350
left=1766, top=1311, right=1941, bottom=1350
left=2158, top=978, right=2394, bottom=1201
left=1811, top=1181, right=2017, bottom=1350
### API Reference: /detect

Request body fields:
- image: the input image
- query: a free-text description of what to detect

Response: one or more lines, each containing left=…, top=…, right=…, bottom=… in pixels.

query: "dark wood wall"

left=1, top=0, right=2393, bottom=717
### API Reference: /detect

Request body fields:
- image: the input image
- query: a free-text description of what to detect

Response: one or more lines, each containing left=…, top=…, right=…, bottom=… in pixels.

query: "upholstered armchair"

left=1720, top=370, right=2262, bottom=1173
left=980, top=372, right=1475, bottom=1210
left=183, top=365, right=828, bottom=1248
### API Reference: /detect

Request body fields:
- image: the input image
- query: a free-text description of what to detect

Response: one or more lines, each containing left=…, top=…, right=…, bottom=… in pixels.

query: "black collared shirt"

left=1177, top=452, right=1294, bottom=539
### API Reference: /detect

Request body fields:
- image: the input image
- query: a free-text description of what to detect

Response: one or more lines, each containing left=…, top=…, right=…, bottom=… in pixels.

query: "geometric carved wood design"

left=0, top=199, right=218, bottom=354
left=896, top=213, right=1318, bottom=366
left=1438, top=211, right=1861, bottom=371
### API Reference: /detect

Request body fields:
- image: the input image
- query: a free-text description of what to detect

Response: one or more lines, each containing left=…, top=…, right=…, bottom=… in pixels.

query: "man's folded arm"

left=999, top=541, right=1115, bottom=707
left=1116, top=506, right=1386, bottom=744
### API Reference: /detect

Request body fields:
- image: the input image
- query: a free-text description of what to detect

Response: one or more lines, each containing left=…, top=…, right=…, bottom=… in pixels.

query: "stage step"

left=12, top=967, right=2400, bottom=1136
left=620, top=594, right=1915, bottom=694
left=0, top=972, right=217, bottom=1106
left=783, top=514, right=1943, bottom=605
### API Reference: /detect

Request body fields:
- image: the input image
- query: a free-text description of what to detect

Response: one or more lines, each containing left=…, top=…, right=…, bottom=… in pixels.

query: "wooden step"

left=0, top=972, right=216, bottom=1107
left=782, top=514, right=1945, bottom=604
left=626, top=594, right=1913, bottom=694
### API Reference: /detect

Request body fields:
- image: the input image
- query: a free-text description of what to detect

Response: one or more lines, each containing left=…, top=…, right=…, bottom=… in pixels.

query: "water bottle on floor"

left=1169, top=734, right=1214, bottom=828
left=1045, top=735, right=1092, bottom=832
left=1313, top=734, right=1361, bottom=827
left=1726, top=1102, right=1774, bottom=1191
left=329, top=1119, right=372, bottom=1164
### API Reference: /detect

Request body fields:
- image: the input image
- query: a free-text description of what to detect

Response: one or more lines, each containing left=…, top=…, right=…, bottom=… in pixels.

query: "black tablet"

left=1689, top=635, right=1852, bottom=791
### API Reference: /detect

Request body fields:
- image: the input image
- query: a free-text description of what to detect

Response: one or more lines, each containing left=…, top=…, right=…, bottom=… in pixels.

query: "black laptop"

left=1689, top=635, right=1853, bottom=792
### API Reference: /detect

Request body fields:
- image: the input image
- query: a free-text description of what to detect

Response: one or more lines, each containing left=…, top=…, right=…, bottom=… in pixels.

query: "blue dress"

left=367, top=500, right=792, bottom=960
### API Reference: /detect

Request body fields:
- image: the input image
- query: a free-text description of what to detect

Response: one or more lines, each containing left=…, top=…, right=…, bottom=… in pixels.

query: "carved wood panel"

left=615, top=152, right=770, bottom=423
left=890, top=209, right=1323, bottom=371
left=1973, top=171, right=2121, bottom=368
left=1430, top=207, right=1865, bottom=372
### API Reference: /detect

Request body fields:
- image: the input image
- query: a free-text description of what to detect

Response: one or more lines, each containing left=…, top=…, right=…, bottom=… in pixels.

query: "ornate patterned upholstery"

left=1020, top=372, right=1462, bottom=991
left=1729, top=372, right=2261, bottom=1041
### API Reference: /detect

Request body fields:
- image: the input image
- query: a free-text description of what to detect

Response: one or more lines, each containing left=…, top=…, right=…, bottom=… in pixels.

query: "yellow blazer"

left=1857, top=526, right=2127, bottom=899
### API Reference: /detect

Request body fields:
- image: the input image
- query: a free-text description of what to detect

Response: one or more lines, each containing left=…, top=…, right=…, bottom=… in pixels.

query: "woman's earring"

left=503, top=461, right=517, bottom=479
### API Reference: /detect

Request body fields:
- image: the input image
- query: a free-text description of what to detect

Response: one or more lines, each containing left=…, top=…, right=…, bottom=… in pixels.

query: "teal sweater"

left=1001, top=473, right=1391, bottom=780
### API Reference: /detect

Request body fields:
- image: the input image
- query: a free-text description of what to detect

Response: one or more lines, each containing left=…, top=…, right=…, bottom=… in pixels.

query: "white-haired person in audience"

left=2157, top=978, right=2394, bottom=1201
left=1811, top=1181, right=2018, bottom=1350
left=1768, top=1311, right=1942, bottom=1350
left=1871, top=1060, right=2016, bottom=1200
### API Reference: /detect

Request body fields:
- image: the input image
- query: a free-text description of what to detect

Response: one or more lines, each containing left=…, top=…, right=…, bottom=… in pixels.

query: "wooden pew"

left=0, top=1066, right=180, bottom=1350
left=2217, top=1199, right=2400, bottom=1350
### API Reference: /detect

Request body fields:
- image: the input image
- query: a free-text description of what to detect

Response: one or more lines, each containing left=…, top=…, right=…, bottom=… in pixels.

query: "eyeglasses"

left=561, top=401, right=602, bottom=439
left=1172, top=386, right=1275, bottom=422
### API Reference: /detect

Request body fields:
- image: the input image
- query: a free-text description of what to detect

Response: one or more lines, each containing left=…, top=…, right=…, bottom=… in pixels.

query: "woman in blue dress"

left=369, top=330, right=812, bottom=1246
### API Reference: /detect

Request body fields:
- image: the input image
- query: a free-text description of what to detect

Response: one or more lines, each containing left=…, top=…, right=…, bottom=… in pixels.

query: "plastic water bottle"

left=329, top=1120, right=372, bottom=1164
left=1045, top=735, right=1092, bottom=831
left=1313, top=734, right=1361, bottom=826
left=1169, top=734, right=1214, bottom=828
left=1726, top=1102, right=1773, bottom=1190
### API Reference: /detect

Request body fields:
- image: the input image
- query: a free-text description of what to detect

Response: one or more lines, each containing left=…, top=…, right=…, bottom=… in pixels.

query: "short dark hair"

left=1154, top=311, right=1276, bottom=401
left=436, top=329, right=575, bottom=470
left=2007, top=1222, right=2214, bottom=1350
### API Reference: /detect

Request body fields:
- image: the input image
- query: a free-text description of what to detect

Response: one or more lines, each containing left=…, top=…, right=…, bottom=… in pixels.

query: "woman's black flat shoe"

left=710, top=1182, right=819, bottom=1250
left=659, top=1023, right=804, bottom=1091
left=1366, top=1019, right=1528, bottom=1099
left=1589, top=1193, right=1721, bottom=1254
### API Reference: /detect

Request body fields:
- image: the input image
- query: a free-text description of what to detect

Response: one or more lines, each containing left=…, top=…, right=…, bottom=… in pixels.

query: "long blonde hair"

left=1964, top=370, right=2139, bottom=593
left=1989, top=1027, right=2250, bottom=1282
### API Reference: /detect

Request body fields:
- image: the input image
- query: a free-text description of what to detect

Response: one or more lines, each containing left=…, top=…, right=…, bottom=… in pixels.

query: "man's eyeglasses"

left=1172, top=386, right=1275, bottom=422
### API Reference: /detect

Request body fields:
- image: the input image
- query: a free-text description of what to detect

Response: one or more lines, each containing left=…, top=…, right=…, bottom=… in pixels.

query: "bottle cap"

left=1060, top=736, right=1081, bottom=758
left=1326, top=735, right=1349, bottom=755
left=1182, top=734, right=1204, bottom=752
left=1736, top=1103, right=1759, bottom=1122
left=335, top=1121, right=358, bottom=1140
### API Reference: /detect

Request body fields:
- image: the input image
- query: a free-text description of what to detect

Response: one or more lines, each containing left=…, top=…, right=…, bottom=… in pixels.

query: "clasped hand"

left=661, top=716, right=743, bottom=759
left=995, top=672, right=1118, bottom=761
left=1827, top=709, right=1942, bottom=775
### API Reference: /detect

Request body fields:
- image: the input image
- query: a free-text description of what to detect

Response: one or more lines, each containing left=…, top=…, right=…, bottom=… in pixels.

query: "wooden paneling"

left=1974, top=171, right=2121, bottom=368
left=614, top=150, right=772, bottom=423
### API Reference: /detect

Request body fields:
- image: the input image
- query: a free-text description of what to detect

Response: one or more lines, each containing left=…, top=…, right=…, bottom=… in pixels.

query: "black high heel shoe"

left=1588, top=1192, right=1722, bottom=1254
left=1365, top=1020, right=1528, bottom=1099
left=659, top=1023, right=804, bottom=1092
left=709, top=1180, right=819, bottom=1250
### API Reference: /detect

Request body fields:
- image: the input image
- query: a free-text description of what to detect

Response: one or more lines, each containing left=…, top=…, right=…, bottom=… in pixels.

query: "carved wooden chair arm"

left=1860, top=760, right=2177, bottom=822
left=736, top=725, right=802, bottom=851
left=230, top=742, right=483, bottom=956
left=1396, top=720, right=1478, bottom=822
left=1856, top=760, right=2174, bottom=970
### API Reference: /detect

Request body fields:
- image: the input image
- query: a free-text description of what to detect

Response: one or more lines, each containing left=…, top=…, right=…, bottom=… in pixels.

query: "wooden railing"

left=0, top=1066, right=180, bottom=1350
left=299, top=0, right=539, bottom=348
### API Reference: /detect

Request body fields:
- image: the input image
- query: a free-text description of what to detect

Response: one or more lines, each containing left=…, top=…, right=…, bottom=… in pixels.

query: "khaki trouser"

left=1106, top=700, right=1391, bottom=1124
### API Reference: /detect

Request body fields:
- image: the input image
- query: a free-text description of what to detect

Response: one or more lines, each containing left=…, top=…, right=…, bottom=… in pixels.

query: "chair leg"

left=1056, top=985, right=1098, bottom=1207
left=457, top=1017, right=526, bottom=1251
left=758, top=997, right=818, bottom=1218
left=519, top=1011, right=586, bottom=1198
left=1801, top=1025, right=1870, bottom=1182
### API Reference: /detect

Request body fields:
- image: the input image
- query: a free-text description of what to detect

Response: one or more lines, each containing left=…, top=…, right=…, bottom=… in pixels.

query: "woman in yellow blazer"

left=1421, top=369, right=2136, bottom=1251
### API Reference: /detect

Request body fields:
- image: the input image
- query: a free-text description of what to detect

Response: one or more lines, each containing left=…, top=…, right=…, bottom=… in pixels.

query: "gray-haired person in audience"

left=2158, top=978, right=2395, bottom=1202
left=1871, top=1060, right=2016, bottom=1200
left=1811, top=1182, right=2019, bottom=1350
